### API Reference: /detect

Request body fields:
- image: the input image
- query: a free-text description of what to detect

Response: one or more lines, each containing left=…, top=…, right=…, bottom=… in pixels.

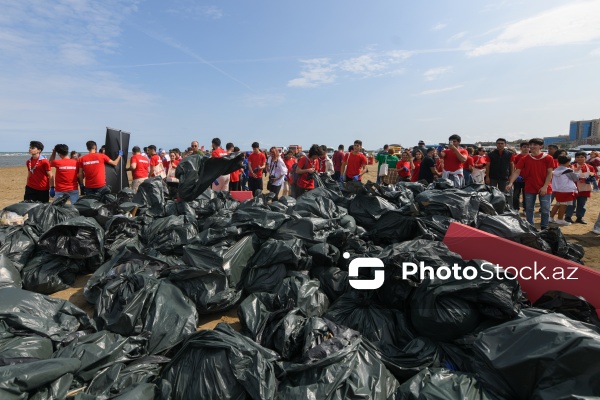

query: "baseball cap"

left=418, top=140, right=425, bottom=145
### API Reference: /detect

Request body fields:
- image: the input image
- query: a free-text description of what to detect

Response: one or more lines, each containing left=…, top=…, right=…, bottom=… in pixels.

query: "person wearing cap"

left=211, top=137, right=230, bottom=191
left=25, top=140, right=52, bottom=202
left=128, top=146, right=149, bottom=193
left=78, top=140, right=122, bottom=195
left=49, top=144, right=79, bottom=204
left=247, top=142, right=266, bottom=194
left=147, top=145, right=166, bottom=178
left=412, top=140, right=427, bottom=157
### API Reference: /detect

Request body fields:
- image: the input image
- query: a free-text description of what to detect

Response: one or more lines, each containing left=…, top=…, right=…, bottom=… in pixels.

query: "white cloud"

left=339, top=55, right=387, bottom=75
left=448, top=31, right=467, bottom=42
left=287, top=58, right=336, bottom=88
left=419, top=85, right=463, bottom=95
left=432, top=23, right=447, bottom=31
left=423, top=66, right=452, bottom=81
left=470, top=1, right=600, bottom=56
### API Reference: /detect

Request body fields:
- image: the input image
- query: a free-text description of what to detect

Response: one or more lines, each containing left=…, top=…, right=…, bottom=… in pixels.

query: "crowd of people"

left=23, top=135, right=600, bottom=233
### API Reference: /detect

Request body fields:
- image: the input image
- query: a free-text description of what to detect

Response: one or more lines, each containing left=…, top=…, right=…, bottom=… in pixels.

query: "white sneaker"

left=593, top=229, right=600, bottom=234
left=554, top=219, right=571, bottom=226
left=548, top=217, right=555, bottom=223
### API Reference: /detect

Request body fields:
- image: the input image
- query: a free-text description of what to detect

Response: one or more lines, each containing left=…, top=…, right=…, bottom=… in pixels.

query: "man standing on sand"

left=332, top=144, right=344, bottom=182
left=211, top=137, right=230, bottom=191
left=247, top=142, right=266, bottom=194
left=485, top=138, right=514, bottom=192
left=128, top=146, right=149, bottom=193
left=340, top=140, right=367, bottom=182
left=78, top=140, right=122, bottom=195
left=49, top=144, right=79, bottom=203
left=25, top=140, right=52, bottom=202
left=147, top=145, right=165, bottom=178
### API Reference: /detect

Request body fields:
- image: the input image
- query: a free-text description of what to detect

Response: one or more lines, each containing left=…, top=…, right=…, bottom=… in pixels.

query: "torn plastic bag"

left=21, top=250, right=82, bottom=294
left=294, top=196, right=343, bottom=220
left=0, top=320, right=54, bottom=365
left=132, top=177, right=168, bottom=217
left=162, top=323, right=279, bottom=400
left=0, top=287, right=94, bottom=344
left=2, top=201, right=42, bottom=216
left=165, top=243, right=242, bottom=314
left=539, top=227, right=585, bottom=263
left=0, top=254, right=21, bottom=289
left=477, top=214, right=552, bottom=253
left=396, top=368, right=500, bottom=400
left=409, top=259, right=523, bottom=342
left=176, top=152, right=245, bottom=201
left=277, top=317, right=400, bottom=399
left=468, top=312, right=600, bottom=399
left=0, top=357, right=80, bottom=399
left=104, top=216, right=143, bottom=258
left=37, top=216, right=105, bottom=260
left=94, top=274, right=198, bottom=354
left=142, top=215, right=198, bottom=256
left=53, top=330, right=149, bottom=382
left=463, top=184, right=508, bottom=214
left=415, top=189, right=480, bottom=224
left=533, top=290, right=600, bottom=328
left=25, top=194, right=79, bottom=235
left=0, top=225, right=38, bottom=269
left=232, top=207, right=291, bottom=237
left=347, top=194, right=397, bottom=230
left=275, top=217, right=338, bottom=245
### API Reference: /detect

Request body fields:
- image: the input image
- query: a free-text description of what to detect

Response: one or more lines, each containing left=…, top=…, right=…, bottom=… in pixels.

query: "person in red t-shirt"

left=295, top=144, right=322, bottom=198
left=49, top=144, right=79, bottom=204
left=128, top=146, right=150, bottom=193
left=395, top=151, right=414, bottom=182
left=282, top=150, right=297, bottom=197
left=78, top=140, right=122, bottom=195
left=411, top=149, right=424, bottom=183
left=247, top=142, right=267, bottom=194
left=25, top=140, right=52, bottom=203
left=507, top=138, right=554, bottom=229
left=565, top=151, right=596, bottom=224
left=511, top=142, right=530, bottom=212
left=211, top=137, right=230, bottom=192
left=229, top=145, right=243, bottom=191
left=341, top=140, right=367, bottom=181
left=440, top=134, right=468, bottom=188
left=165, top=150, right=181, bottom=198
left=147, top=145, right=165, bottom=179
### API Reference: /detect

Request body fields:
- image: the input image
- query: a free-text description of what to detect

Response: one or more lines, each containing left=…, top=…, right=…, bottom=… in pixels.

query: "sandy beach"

left=3, top=164, right=600, bottom=330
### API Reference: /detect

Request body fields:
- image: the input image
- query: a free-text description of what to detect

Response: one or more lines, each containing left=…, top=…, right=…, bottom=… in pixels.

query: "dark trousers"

left=294, top=186, right=308, bottom=198
left=333, top=171, right=341, bottom=181
left=566, top=196, right=588, bottom=219
left=267, top=183, right=282, bottom=200
left=230, top=181, right=241, bottom=191
left=513, top=181, right=526, bottom=211
left=489, top=178, right=508, bottom=193
left=24, top=185, right=49, bottom=203
left=248, top=177, right=263, bottom=195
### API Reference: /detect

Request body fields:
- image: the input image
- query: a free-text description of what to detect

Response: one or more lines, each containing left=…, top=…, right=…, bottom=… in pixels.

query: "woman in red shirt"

left=410, top=150, right=423, bottom=182
left=165, top=150, right=180, bottom=198
left=295, top=144, right=322, bottom=198
left=396, top=151, right=414, bottom=182
left=282, top=150, right=297, bottom=197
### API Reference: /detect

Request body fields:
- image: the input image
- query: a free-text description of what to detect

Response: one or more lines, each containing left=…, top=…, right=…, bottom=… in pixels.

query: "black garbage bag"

left=468, top=312, right=600, bottom=399
left=277, top=317, right=400, bottom=399
left=294, top=196, right=344, bottom=220
left=0, top=357, right=80, bottom=399
left=409, top=259, right=523, bottom=342
left=232, top=206, right=291, bottom=237
left=203, top=209, right=234, bottom=230
left=274, top=274, right=330, bottom=317
left=142, top=215, right=198, bottom=256
left=369, top=210, right=423, bottom=244
left=0, top=254, right=21, bottom=289
left=2, top=201, right=42, bottom=216
left=53, top=330, right=149, bottom=383
left=415, top=189, right=480, bottom=225
left=21, top=250, right=83, bottom=294
left=347, top=194, right=397, bottom=230
left=307, top=242, right=340, bottom=267
left=394, top=181, right=426, bottom=196
left=132, top=177, right=168, bottom=217
left=0, top=225, right=38, bottom=269
left=396, top=368, right=500, bottom=400
left=275, top=217, right=339, bottom=245
left=463, top=184, right=508, bottom=214
left=415, top=215, right=455, bottom=241
left=429, top=178, right=454, bottom=190
left=477, top=214, right=552, bottom=253
left=533, top=290, right=600, bottom=328
left=539, top=227, right=585, bottom=263
left=176, top=152, right=245, bottom=201
left=25, top=194, right=79, bottom=234
left=73, top=196, right=124, bottom=226
left=164, top=199, right=198, bottom=222
left=162, top=322, right=279, bottom=400
left=37, top=216, right=105, bottom=260
left=94, top=273, right=198, bottom=354
left=310, top=265, right=350, bottom=302
left=117, top=187, right=136, bottom=204
left=0, top=287, right=95, bottom=345
left=0, top=320, right=54, bottom=365
left=104, top=216, right=143, bottom=258
left=166, top=242, right=242, bottom=314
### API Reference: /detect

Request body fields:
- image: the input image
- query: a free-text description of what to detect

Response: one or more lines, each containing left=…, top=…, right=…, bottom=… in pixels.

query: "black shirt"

left=419, top=156, right=436, bottom=183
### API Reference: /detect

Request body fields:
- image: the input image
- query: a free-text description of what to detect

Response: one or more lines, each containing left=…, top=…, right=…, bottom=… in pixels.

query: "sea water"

left=0, top=152, right=40, bottom=167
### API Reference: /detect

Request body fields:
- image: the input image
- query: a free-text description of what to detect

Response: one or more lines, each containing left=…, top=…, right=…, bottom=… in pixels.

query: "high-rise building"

left=569, top=119, right=600, bottom=141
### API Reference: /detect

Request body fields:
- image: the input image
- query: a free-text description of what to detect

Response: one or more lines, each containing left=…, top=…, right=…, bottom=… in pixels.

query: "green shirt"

left=376, top=153, right=399, bottom=170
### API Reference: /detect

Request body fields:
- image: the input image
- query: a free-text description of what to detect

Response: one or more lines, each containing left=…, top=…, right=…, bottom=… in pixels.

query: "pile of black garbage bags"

left=0, top=158, right=598, bottom=399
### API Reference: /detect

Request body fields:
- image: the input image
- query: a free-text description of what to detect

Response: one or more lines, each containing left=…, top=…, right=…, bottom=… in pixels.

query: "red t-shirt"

left=442, top=148, right=469, bottom=171
left=411, top=160, right=421, bottom=182
left=296, top=156, right=318, bottom=189
left=211, top=148, right=228, bottom=158
left=573, top=163, right=594, bottom=198
left=51, top=158, right=78, bottom=192
left=130, top=154, right=150, bottom=179
left=78, top=153, right=112, bottom=189
left=230, top=169, right=241, bottom=182
left=515, top=153, right=555, bottom=194
left=465, top=156, right=474, bottom=170
left=396, top=161, right=411, bottom=178
left=473, top=155, right=488, bottom=169
left=284, top=157, right=296, bottom=181
left=26, top=157, right=51, bottom=191
left=248, top=152, right=267, bottom=178
left=166, top=159, right=180, bottom=175
left=345, top=152, right=367, bottom=180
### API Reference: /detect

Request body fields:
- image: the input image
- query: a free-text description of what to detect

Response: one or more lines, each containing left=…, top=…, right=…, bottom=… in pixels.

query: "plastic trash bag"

left=275, top=217, right=339, bottom=246
left=368, top=211, right=423, bottom=244
left=294, top=196, right=344, bottom=220
left=232, top=207, right=291, bottom=237
left=310, top=265, right=350, bottom=302
left=477, top=214, right=552, bottom=253
left=415, top=189, right=480, bottom=225
left=37, top=216, right=105, bottom=260
left=539, top=227, right=585, bottom=264
left=2, top=201, right=42, bottom=216
left=21, top=250, right=83, bottom=294
left=132, top=177, right=168, bottom=217
left=0, top=320, right=54, bottom=364
left=0, top=254, right=21, bottom=289
left=0, top=225, right=38, bottom=269
left=103, top=216, right=143, bottom=258
left=463, top=184, right=508, bottom=214
left=142, top=215, right=198, bottom=256
left=176, top=153, right=245, bottom=201
left=533, top=290, right=600, bottom=328
left=25, top=194, right=79, bottom=235
left=347, top=194, right=397, bottom=229
left=0, top=287, right=95, bottom=345
left=161, top=323, right=279, bottom=400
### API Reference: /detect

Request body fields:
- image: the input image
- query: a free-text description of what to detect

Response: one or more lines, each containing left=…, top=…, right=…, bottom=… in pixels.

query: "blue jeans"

left=524, top=193, right=551, bottom=228
left=566, top=196, right=588, bottom=219
left=463, top=170, right=472, bottom=186
left=85, top=186, right=108, bottom=196
left=55, top=190, right=79, bottom=204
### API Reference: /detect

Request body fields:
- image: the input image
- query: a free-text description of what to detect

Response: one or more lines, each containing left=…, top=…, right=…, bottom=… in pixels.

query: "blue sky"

left=1, top=0, right=600, bottom=152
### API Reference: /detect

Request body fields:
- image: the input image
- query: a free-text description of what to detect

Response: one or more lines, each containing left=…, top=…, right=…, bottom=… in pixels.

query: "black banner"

left=104, top=127, right=130, bottom=193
